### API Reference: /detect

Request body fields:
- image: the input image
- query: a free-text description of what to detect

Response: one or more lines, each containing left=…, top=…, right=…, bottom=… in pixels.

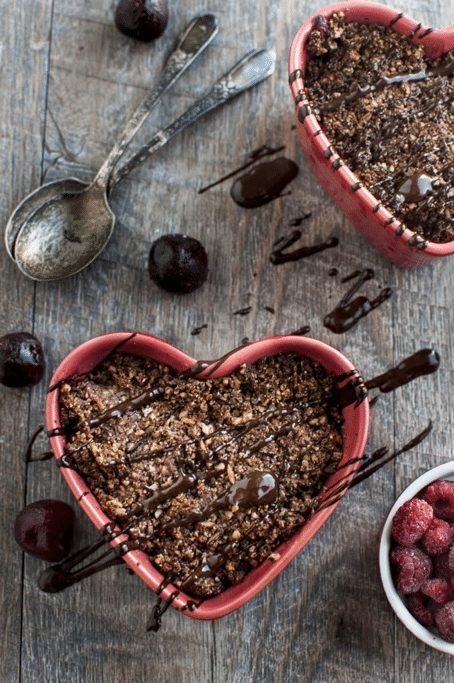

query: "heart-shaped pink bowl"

left=46, top=332, right=369, bottom=620
left=289, top=1, right=454, bottom=268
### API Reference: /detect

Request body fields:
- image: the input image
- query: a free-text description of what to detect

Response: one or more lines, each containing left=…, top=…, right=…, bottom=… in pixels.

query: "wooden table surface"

left=2, top=0, right=454, bottom=680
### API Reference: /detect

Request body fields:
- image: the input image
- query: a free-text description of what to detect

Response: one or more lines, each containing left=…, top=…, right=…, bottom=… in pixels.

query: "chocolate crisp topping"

left=304, top=13, right=454, bottom=243
left=58, top=352, right=344, bottom=599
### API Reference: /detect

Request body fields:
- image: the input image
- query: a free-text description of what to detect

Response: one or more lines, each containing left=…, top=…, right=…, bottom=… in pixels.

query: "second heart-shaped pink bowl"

left=46, top=332, right=370, bottom=620
left=289, top=1, right=454, bottom=268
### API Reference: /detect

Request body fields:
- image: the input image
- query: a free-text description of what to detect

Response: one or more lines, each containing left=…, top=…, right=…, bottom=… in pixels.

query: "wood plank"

left=0, top=1, right=54, bottom=681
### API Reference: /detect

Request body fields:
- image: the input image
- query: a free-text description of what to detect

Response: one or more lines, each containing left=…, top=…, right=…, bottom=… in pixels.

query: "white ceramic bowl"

left=379, top=462, right=454, bottom=654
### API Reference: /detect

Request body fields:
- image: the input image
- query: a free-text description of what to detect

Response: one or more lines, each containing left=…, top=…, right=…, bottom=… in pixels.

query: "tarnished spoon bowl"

left=5, top=179, right=88, bottom=260
left=14, top=182, right=115, bottom=280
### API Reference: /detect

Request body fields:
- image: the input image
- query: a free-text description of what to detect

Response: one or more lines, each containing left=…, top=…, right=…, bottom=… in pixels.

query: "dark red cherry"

left=14, top=500, right=75, bottom=563
left=115, top=0, right=169, bottom=42
left=148, top=234, right=209, bottom=294
left=0, top=331, right=45, bottom=387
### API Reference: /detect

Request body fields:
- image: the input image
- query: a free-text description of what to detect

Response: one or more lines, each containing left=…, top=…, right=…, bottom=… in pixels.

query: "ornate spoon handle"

left=109, top=48, right=276, bottom=188
left=92, top=13, right=219, bottom=188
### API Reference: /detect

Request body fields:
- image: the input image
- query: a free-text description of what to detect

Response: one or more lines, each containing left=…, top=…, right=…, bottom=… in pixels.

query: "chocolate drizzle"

left=191, top=324, right=208, bottom=336
left=197, top=145, right=285, bottom=194
left=318, top=68, right=428, bottom=114
left=365, top=348, right=440, bottom=393
left=157, top=471, right=276, bottom=534
left=323, top=269, right=393, bottom=333
left=320, top=420, right=433, bottom=509
left=81, top=387, right=165, bottom=429
left=47, top=333, right=138, bottom=394
left=23, top=424, right=53, bottom=462
left=230, top=157, right=299, bottom=208
left=270, top=231, right=338, bottom=264
left=233, top=306, right=252, bottom=316
left=339, top=349, right=440, bottom=408
left=38, top=536, right=127, bottom=593
left=290, top=325, right=311, bottom=336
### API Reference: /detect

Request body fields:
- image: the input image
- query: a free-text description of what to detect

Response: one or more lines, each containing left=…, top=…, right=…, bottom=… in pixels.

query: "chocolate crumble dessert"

left=58, top=352, right=344, bottom=599
left=303, top=13, right=454, bottom=243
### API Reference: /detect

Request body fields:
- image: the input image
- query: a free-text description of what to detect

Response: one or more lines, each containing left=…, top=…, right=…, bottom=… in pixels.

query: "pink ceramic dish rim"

left=288, top=1, right=454, bottom=266
left=46, top=332, right=370, bottom=620
left=379, top=462, right=454, bottom=655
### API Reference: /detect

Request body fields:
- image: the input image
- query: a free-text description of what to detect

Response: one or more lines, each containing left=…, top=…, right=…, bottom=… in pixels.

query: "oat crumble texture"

left=304, top=13, right=454, bottom=243
left=59, top=352, right=344, bottom=599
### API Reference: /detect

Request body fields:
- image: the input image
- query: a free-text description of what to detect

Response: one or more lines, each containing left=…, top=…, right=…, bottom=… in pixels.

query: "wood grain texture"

left=2, top=0, right=454, bottom=681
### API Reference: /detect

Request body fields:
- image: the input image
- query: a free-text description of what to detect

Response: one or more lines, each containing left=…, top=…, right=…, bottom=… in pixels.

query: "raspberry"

left=390, top=546, right=432, bottom=594
left=421, top=578, right=454, bottom=604
left=407, top=593, right=435, bottom=627
left=435, top=601, right=454, bottom=642
left=448, top=544, right=454, bottom=572
left=421, top=517, right=454, bottom=555
left=391, top=498, right=434, bottom=546
left=422, top=480, right=454, bottom=519
left=434, top=552, right=454, bottom=580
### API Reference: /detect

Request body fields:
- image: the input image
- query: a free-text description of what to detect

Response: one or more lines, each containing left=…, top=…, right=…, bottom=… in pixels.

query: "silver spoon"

left=13, top=48, right=276, bottom=281
left=4, top=13, right=219, bottom=262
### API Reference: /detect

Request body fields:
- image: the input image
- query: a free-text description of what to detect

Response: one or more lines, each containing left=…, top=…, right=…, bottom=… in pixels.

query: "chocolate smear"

left=324, top=269, right=393, bottom=333
left=231, top=157, right=299, bottom=208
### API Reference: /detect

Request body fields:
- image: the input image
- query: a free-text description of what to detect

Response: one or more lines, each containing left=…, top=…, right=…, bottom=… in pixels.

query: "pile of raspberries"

left=390, top=478, right=454, bottom=643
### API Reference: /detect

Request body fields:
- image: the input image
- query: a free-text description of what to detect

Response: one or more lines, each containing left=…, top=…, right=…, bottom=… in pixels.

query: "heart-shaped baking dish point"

left=46, top=332, right=370, bottom=620
left=289, top=1, right=454, bottom=268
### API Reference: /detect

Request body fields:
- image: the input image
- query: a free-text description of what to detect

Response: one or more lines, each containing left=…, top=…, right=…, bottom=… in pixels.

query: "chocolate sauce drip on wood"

left=365, top=348, right=440, bottom=392
left=233, top=306, right=252, bottom=316
left=23, top=424, right=54, bottom=462
left=338, top=349, right=440, bottom=409
left=231, top=157, right=299, bottom=209
left=323, top=269, right=393, bottom=333
left=341, top=269, right=361, bottom=283
left=290, top=212, right=312, bottom=226
left=197, top=145, right=285, bottom=194
left=191, top=324, right=208, bottom=336
left=147, top=593, right=179, bottom=632
left=270, top=230, right=338, bottom=264
left=320, top=420, right=433, bottom=509
left=290, top=325, right=311, bottom=336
